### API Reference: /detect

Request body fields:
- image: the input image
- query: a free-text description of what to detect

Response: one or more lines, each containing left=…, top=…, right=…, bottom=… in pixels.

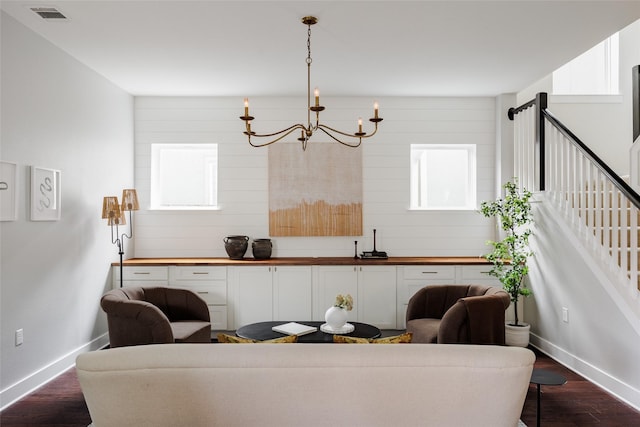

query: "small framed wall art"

left=0, top=161, right=18, bottom=221
left=30, top=166, right=61, bottom=221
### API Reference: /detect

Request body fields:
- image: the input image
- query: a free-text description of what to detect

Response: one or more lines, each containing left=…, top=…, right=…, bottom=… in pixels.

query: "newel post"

left=535, top=92, right=547, bottom=192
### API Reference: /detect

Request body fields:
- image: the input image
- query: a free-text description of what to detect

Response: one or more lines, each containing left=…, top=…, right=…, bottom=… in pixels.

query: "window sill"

left=550, top=95, right=622, bottom=104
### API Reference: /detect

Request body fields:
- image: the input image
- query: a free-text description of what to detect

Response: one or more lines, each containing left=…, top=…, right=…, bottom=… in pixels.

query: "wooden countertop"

left=113, top=256, right=491, bottom=267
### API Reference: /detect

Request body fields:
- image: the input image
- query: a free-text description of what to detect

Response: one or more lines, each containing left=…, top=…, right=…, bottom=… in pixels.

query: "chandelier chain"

left=307, top=25, right=312, bottom=65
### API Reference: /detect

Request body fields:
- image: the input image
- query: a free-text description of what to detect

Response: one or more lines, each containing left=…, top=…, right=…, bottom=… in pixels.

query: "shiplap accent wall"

left=134, top=96, right=496, bottom=258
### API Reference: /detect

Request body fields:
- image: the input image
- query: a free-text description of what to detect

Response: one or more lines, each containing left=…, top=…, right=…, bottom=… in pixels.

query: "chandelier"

left=239, top=16, right=383, bottom=150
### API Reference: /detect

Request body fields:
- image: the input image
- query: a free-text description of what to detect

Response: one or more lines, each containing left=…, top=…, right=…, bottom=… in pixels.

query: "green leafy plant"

left=479, top=180, right=533, bottom=326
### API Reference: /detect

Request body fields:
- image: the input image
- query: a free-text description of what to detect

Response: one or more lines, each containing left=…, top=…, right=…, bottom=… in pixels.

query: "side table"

left=530, top=368, right=567, bottom=427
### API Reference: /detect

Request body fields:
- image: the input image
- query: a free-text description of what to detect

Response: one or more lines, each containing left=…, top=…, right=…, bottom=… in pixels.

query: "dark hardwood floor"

left=520, top=348, right=640, bottom=426
left=1, top=347, right=638, bottom=426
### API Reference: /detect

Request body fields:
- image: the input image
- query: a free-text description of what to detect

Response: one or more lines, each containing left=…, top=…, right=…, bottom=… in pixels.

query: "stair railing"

left=509, top=92, right=640, bottom=293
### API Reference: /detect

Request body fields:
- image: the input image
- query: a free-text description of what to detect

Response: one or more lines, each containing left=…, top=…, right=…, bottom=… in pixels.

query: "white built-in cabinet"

left=273, top=266, right=313, bottom=321
left=314, top=265, right=397, bottom=329
left=227, top=266, right=312, bottom=329
left=315, top=266, right=359, bottom=322
left=169, top=266, right=228, bottom=330
left=113, top=260, right=501, bottom=332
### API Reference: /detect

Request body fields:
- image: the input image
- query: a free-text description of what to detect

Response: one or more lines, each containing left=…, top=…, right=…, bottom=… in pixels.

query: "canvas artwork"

left=30, top=166, right=61, bottom=221
left=0, top=161, right=17, bottom=221
left=268, top=143, right=362, bottom=236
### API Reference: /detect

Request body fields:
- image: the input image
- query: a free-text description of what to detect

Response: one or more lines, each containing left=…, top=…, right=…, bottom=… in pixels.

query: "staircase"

left=509, top=93, right=640, bottom=328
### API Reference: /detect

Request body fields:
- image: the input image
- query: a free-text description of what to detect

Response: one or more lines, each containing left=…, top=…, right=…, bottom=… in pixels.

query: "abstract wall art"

left=268, top=143, right=362, bottom=236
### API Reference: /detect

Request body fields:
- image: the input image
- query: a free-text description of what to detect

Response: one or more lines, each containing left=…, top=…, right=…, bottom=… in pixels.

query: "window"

left=552, top=33, right=619, bottom=95
left=410, top=144, right=476, bottom=210
left=150, top=143, right=218, bottom=209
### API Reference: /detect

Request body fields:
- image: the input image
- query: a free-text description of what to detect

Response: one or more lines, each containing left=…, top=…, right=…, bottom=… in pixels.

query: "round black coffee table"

left=236, top=321, right=381, bottom=343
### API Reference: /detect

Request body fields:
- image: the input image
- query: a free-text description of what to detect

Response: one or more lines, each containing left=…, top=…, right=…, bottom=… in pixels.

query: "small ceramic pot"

left=252, top=238, right=272, bottom=260
left=223, top=235, right=249, bottom=260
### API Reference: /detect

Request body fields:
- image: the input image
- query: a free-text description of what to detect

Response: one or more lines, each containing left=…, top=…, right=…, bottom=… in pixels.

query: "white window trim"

left=150, top=143, right=219, bottom=210
left=409, top=144, right=477, bottom=211
left=552, top=33, right=619, bottom=96
left=550, top=95, right=623, bottom=104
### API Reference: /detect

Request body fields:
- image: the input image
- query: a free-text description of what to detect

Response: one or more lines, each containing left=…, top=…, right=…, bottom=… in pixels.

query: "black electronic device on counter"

left=360, top=229, right=388, bottom=259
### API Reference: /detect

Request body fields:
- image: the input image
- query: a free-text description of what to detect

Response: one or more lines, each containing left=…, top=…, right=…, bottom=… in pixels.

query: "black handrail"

left=507, top=99, right=535, bottom=120
left=509, top=92, right=640, bottom=209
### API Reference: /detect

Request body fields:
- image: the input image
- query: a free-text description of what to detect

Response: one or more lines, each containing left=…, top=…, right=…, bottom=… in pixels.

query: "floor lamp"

left=102, top=189, right=139, bottom=288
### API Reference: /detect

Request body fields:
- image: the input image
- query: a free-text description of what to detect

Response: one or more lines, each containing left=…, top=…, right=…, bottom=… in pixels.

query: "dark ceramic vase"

left=252, top=238, right=272, bottom=260
left=224, top=235, right=249, bottom=259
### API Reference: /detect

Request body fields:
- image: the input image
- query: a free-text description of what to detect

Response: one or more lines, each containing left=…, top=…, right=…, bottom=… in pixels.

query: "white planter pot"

left=324, top=306, right=348, bottom=329
left=505, top=323, right=530, bottom=347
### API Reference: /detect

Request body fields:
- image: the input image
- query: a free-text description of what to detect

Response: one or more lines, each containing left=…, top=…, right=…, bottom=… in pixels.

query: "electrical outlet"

left=562, top=307, right=569, bottom=323
left=15, top=329, right=23, bottom=346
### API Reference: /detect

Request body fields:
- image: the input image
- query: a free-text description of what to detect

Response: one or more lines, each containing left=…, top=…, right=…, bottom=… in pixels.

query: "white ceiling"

left=3, top=0, right=640, bottom=97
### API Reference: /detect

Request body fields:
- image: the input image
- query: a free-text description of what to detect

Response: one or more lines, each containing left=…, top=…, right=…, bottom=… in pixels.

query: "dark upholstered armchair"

left=406, top=285, right=510, bottom=345
left=101, top=286, right=211, bottom=347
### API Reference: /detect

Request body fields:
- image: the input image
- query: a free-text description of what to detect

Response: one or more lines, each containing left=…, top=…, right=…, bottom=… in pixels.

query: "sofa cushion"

left=406, top=318, right=440, bottom=343
left=216, top=333, right=298, bottom=343
left=171, top=321, right=211, bottom=343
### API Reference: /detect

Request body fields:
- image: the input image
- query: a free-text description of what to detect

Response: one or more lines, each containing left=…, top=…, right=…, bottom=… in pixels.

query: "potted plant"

left=479, top=180, right=533, bottom=347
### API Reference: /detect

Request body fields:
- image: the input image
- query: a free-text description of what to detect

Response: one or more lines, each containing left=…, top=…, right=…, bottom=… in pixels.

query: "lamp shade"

left=121, top=189, right=139, bottom=211
left=107, top=210, right=126, bottom=226
left=102, top=196, right=121, bottom=220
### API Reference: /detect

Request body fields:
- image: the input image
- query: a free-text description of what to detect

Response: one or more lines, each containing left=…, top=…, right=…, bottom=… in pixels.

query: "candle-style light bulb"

left=358, top=118, right=363, bottom=133
left=244, top=98, right=249, bottom=117
left=374, top=102, right=379, bottom=119
left=314, top=88, right=320, bottom=107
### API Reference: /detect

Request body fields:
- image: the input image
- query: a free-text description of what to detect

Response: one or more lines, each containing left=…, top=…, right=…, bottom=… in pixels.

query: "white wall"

left=0, top=12, right=133, bottom=408
left=516, top=18, right=640, bottom=409
left=526, top=198, right=640, bottom=409
left=517, top=18, right=640, bottom=176
left=134, top=96, right=497, bottom=258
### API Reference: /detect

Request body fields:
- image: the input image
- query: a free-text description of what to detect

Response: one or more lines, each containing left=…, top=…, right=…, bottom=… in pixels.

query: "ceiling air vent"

left=30, top=7, right=67, bottom=20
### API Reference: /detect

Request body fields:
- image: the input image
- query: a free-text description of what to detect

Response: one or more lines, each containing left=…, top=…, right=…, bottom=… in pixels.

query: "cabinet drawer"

left=171, top=266, right=226, bottom=281
left=401, top=266, right=455, bottom=280
left=460, top=265, right=495, bottom=280
left=118, top=266, right=169, bottom=281
left=173, top=283, right=227, bottom=305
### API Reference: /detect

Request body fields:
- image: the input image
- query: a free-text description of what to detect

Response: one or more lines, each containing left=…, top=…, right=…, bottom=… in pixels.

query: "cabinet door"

left=358, top=266, right=397, bottom=329
left=169, top=266, right=228, bottom=330
left=170, top=266, right=227, bottom=304
left=273, top=266, right=312, bottom=321
left=315, top=266, right=358, bottom=322
left=229, top=266, right=273, bottom=329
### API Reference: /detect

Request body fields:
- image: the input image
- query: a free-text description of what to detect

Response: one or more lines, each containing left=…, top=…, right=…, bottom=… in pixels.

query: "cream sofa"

left=76, top=343, right=535, bottom=427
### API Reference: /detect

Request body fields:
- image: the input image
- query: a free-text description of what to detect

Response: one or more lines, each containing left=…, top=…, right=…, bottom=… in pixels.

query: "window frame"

left=552, top=33, right=619, bottom=96
left=409, top=143, right=477, bottom=211
left=150, top=143, right=219, bottom=211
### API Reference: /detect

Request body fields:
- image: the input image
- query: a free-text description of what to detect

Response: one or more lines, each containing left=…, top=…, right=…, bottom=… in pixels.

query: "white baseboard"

left=530, top=333, right=640, bottom=412
left=0, top=333, right=109, bottom=411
